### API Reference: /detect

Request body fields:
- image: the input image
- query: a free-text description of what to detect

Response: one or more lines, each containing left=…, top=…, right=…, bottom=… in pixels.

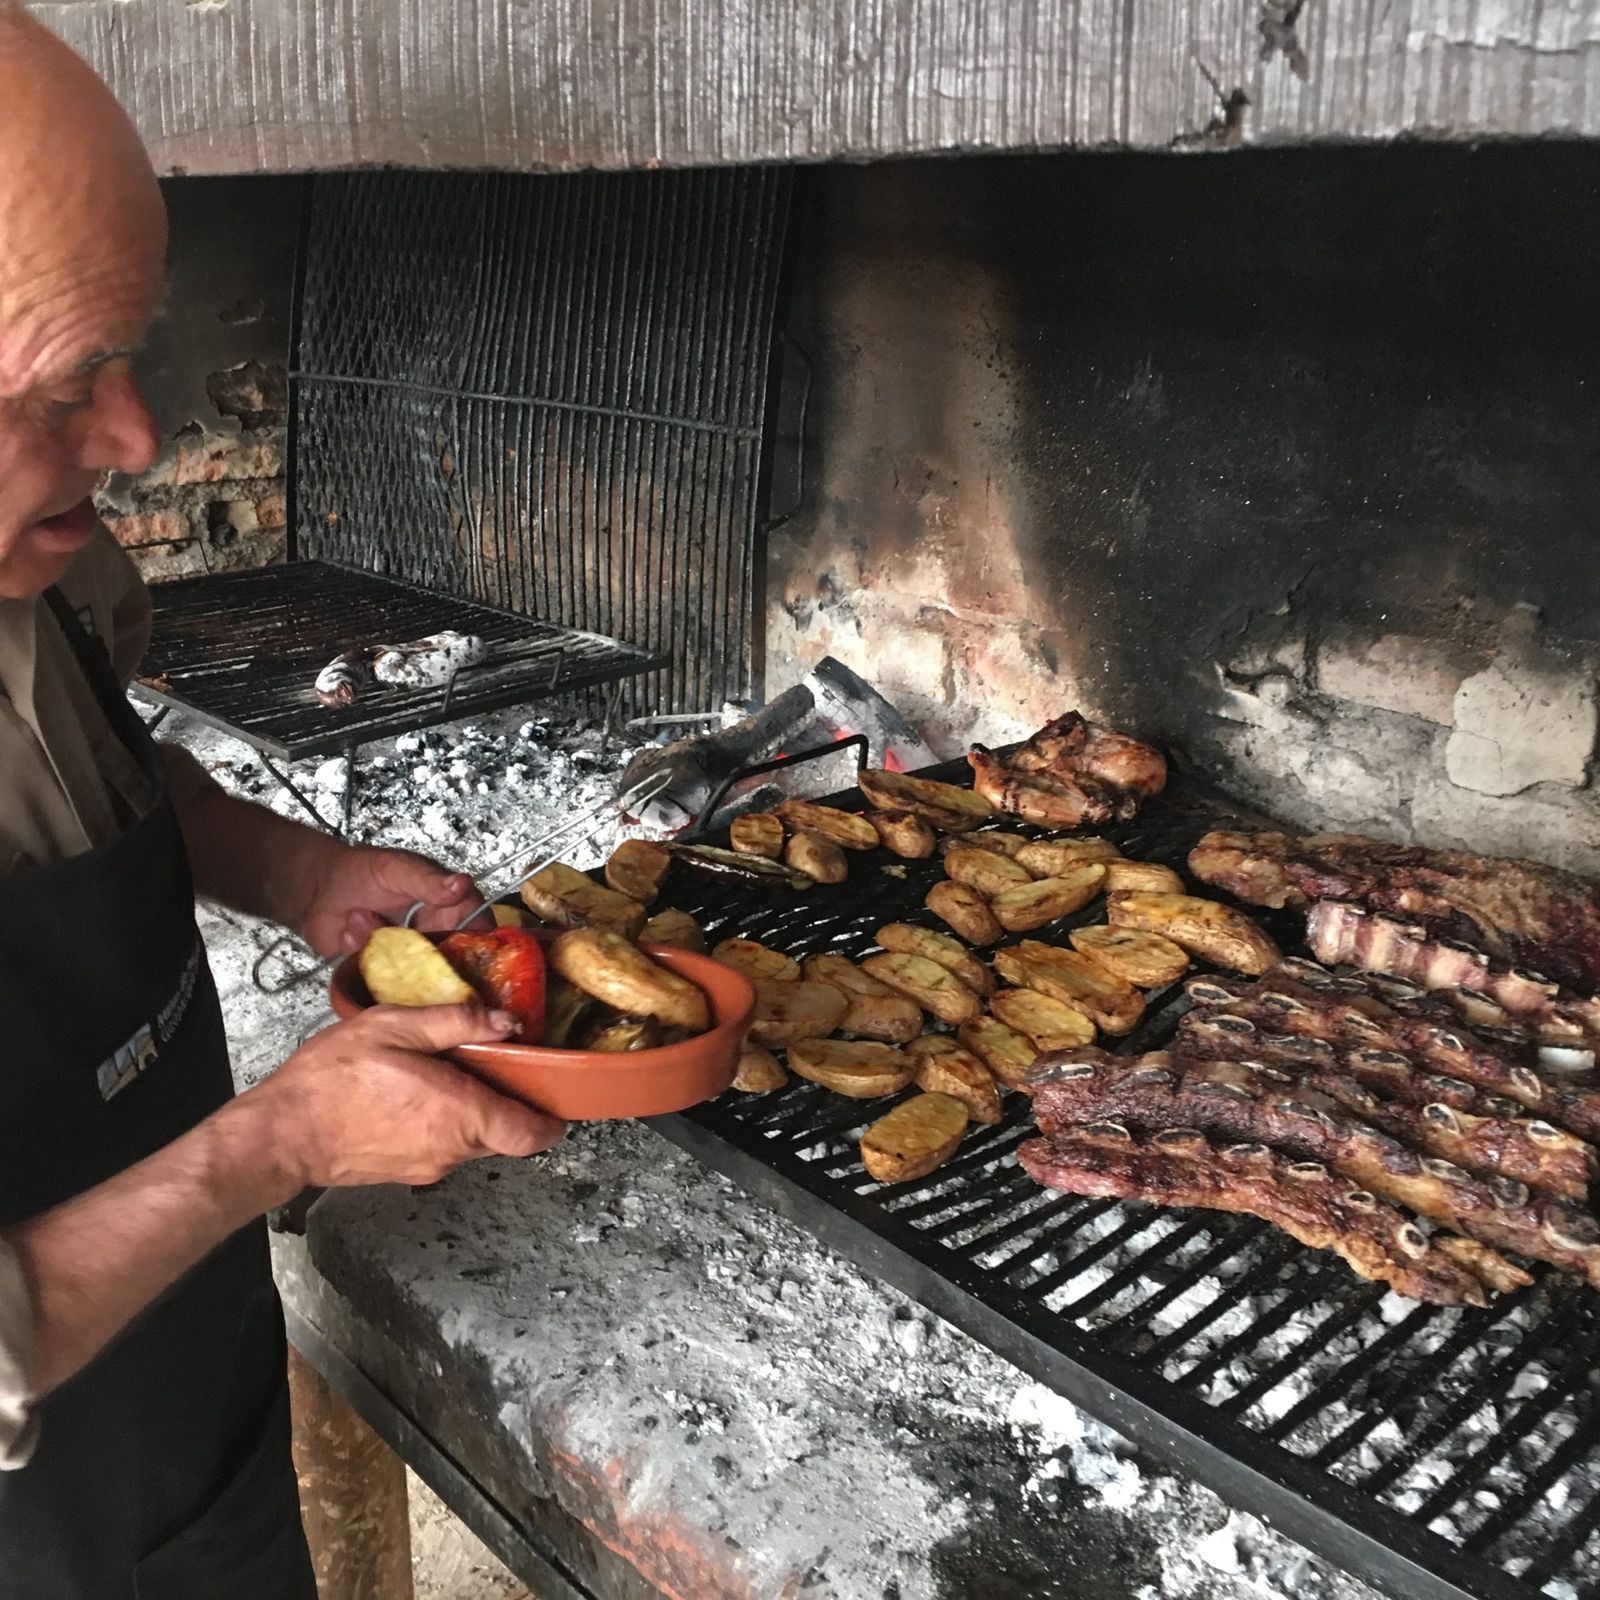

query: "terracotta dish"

left=329, top=930, right=754, bottom=1121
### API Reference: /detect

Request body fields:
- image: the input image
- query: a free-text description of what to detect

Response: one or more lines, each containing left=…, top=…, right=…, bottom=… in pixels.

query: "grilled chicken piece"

left=968, top=713, right=1166, bottom=829
left=1018, top=1123, right=1491, bottom=1306
left=968, top=747, right=1115, bottom=829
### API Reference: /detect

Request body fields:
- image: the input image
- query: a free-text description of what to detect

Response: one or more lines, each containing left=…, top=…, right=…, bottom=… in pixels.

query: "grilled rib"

left=1029, top=1049, right=1600, bottom=1288
left=1017, top=1123, right=1491, bottom=1306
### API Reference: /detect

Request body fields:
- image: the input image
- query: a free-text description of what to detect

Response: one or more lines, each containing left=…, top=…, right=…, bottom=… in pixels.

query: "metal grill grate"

left=291, top=167, right=793, bottom=716
left=651, top=758, right=1600, bottom=1600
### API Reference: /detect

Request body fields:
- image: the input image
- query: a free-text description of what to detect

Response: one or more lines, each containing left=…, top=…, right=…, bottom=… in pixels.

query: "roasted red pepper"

left=439, top=929, right=546, bottom=1042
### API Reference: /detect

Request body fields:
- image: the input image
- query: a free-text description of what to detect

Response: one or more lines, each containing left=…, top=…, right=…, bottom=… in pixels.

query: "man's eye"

left=47, top=390, right=94, bottom=414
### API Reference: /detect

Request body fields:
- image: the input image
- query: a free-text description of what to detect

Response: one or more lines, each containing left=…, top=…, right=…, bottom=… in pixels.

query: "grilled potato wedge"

left=748, top=979, right=849, bottom=1046
left=875, top=923, right=995, bottom=997
left=941, top=831, right=1032, bottom=860
left=774, top=800, right=879, bottom=851
left=713, top=937, right=801, bottom=983
left=521, top=862, right=647, bottom=939
left=869, top=811, right=937, bottom=859
left=905, top=1036, right=1003, bottom=1124
left=1069, top=923, right=1190, bottom=987
left=860, top=1092, right=969, bottom=1183
left=604, top=839, right=671, bottom=904
left=732, top=1044, right=788, bottom=1093
left=956, top=1014, right=1039, bottom=1090
left=989, top=986, right=1097, bottom=1051
left=640, top=908, right=706, bottom=954
left=943, top=846, right=1033, bottom=899
left=801, top=954, right=924, bottom=1043
left=994, top=940, right=1144, bottom=1035
left=857, top=769, right=994, bottom=833
left=785, top=830, right=849, bottom=885
left=551, top=929, right=711, bottom=1031
left=863, top=953, right=983, bottom=1025
left=990, top=865, right=1107, bottom=932
left=1014, top=838, right=1121, bottom=877
left=360, top=927, right=475, bottom=1009
left=1102, top=859, right=1185, bottom=895
left=788, top=1038, right=917, bottom=1098
left=729, top=813, right=786, bottom=859
left=925, top=880, right=1003, bottom=946
left=1107, top=892, right=1280, bottom=976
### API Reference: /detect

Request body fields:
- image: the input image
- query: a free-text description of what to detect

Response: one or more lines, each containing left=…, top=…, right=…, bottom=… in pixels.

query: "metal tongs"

left=250, top=769, right=672, bottom=995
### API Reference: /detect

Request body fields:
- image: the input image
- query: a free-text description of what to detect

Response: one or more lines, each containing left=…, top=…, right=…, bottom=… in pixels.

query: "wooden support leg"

left=288, top=1342, right=416, bottom=1600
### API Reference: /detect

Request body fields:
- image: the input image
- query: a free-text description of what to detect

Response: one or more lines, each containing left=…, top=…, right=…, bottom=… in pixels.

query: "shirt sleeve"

left=0, top=1241, right=37, bottom=1470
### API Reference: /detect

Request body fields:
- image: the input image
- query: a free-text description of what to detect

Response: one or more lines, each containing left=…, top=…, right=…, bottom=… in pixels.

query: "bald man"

left=0, top=8, right=565, bottom=1594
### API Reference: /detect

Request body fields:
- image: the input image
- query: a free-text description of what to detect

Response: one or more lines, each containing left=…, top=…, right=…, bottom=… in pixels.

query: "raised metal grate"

left=652, top=757, right=1600, bottom=1600
left=291, top=167, right=793, bottom=717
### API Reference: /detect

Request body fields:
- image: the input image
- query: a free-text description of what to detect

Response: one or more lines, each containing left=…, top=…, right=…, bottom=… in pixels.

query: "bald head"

left=0, top=4, right=165, bottom=595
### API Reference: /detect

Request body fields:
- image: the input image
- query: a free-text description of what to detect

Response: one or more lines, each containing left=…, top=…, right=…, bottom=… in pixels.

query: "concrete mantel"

left=29, top=0, right=1600, bottom=177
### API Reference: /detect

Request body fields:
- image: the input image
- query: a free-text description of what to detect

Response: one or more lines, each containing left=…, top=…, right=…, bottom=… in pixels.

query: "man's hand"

left=298, top=845, right=490, bottom=960
left=246, top=1003, right=565, bottom=1188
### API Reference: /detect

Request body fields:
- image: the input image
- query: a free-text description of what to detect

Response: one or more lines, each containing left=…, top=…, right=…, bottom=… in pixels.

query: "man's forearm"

left=5, top=1091, right=301, bottom=1395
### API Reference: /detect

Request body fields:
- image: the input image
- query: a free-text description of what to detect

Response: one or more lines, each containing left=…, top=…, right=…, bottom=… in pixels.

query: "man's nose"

left=79, top=366, right=160, bottom=477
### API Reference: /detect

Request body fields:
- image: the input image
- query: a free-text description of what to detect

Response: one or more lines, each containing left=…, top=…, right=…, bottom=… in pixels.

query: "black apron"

left=0, top=590, right=315, bottom=1599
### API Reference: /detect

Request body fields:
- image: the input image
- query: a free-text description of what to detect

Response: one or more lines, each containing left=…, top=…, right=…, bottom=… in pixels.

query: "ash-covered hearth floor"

left=170, top=705, right=1381, bottom=1600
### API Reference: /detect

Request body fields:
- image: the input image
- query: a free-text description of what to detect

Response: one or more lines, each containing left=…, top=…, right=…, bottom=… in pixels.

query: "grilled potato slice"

left=994, top=940, right=1144, bottom=1035
left=989, top=987, right=1097, bottom=1051
left=1103, top=859, right=1185, bottom=895
left=551, top=929, right=711, bottom=1031
left=732, top=1044, right=789, bottom=1093
left=785, top=830, right=848, bottom=885
left=857, top=769, right=994, bottom=833
left=990, top=865, right=1107, bottom=932
left=1069, top=923, right=1190, bottom=987
left=788, top=1038, right=917, bottom=1098
left=875, top=923, right=995, bottom=997
left=925, top=881, right=1003, bottom=946
left=713, top=937, right=801, bottom=982
left=860, top=1092, right=969, bottom=1183
left=640, top=908, right=707, bottom=954
left=604, top=839, right=671, bottom=904
left=943, top=847, right=1033, bottom=899
left=862, top=953, right=983, bottom=1025
left=941, top=831, right=1032, bottom=860
left=869, top=810, right=937, bottom=859
left=774, top=800, right=879, bottom=851
left=1014, top=838, right=1121, bottom=877
left=521, top=862, right=647, bottom=939
left=360, top=927, right=475, bottom=1009
left=748, top=979, right=849, bottom=1046
left=801, top=954, right=924, bottom=1043
left=905, top=1037, right=1003, bottom=1125
left=582, top=1014, right=661, bottom=1052
left=956, top=1014, right=1039, bottom=1091
left=1107, top=892, right=1280, bottom=976
left=729, top=813, right=785, bottom=859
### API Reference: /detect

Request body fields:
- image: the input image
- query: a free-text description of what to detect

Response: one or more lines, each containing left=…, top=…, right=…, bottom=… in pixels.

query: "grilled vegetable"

left=1014, top=838, right=1121, bottom=877
left=925, top=881, right=1004, bottom=946
left=941, top=831, right=1032, bottom=860
left=1107, top=892, right=1280, bottom=976
left=875, top=923, right=995, bottom=997
left=490, top=904, right=536, bottom=929
left=439, top=927, right=548, bottom=1041
left=713, top=937, right=801, bottom=982
left=788, top=1038, right=917, bottom=1098
left=540, top=977, right=597, bottom=1047
left=956, top=1014, right=1040, bottom=1090
left=732, top=1044, right=788, bottom=1093
left=729, top=813, right=786, bottom=859
left=551, top=928, right=711, bottom=1032
left=521, top=862, right=647, bottom=939
left=640, top=908, right=707, bottom=953
left=748, top=979, right=849, bottom=1046
left=774, top=800, right=879, bottom=851
left=860, top=1092, right=969, bottom=1183
left=990, top=865, right=1107, bottom=932
left=581, top=1014, right=660, bottom=1052
left=905, top=1036, right=1003, bottom=1124
left=801, top=953, right=924, bottom=1043
left=862, top=953, right=983, bottom=1025
left=785, top=830, right=849, bottom=884
left=360, top=927, right=475, bottom=1010
left=669, top=843, right=814, bottom=891
left=857, top=769, right=994, bottom=833
left=989, top=986, right=1096, bottom=1051
left=943, top=846, right=1033, bottom=899
left=604, top=839, right=672, bottom=904
left=1068, top=924, right=1190, bottom=987
left=1102, top=859, right=1185, bottom=895
left=869, top=811, right=937, bottom=859
left=994, top=941, right=1144, bottom=1035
